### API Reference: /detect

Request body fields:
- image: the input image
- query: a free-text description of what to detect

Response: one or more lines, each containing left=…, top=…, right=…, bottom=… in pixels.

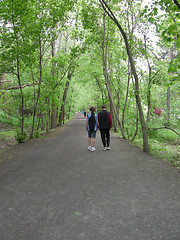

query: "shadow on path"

left=0, top=114, right=180, bottom=240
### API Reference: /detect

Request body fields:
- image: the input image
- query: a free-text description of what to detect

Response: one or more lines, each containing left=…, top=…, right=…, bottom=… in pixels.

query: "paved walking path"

left=0, top=114, right=180, bottom=240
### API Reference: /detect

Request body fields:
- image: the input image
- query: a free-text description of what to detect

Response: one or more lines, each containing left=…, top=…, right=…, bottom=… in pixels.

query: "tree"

left=98, top=0, right=150, bottom=153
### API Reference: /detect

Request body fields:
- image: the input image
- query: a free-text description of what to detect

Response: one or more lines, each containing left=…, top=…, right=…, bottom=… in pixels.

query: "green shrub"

left=148, top=129, right=160, bottom=139
left=15, top=131, right=27, bottom=143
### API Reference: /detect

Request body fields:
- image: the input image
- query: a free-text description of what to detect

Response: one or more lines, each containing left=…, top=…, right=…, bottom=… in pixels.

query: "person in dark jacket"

left=97, top=105, right=112, bottom=150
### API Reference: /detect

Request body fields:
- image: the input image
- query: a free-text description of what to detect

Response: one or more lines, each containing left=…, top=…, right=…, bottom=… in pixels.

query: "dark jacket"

left=98, top=110, right=112, bottom=130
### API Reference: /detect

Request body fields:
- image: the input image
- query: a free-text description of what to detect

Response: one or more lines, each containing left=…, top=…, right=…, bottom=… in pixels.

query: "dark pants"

left=100, top=129, right=110, bottom=148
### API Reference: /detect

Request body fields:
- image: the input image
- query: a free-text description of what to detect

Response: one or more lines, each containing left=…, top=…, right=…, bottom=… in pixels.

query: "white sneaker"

left=107, top=147, right=110, bottom=150
left=88, top=146, right=91, bottom=151
left=104, top=147, right=107, bottom=151
left=91, top=147, right=96, bottom=152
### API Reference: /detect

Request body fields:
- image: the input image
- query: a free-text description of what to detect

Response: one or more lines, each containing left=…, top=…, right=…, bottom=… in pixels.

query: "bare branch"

left=148, top=127, right=180, bottom=137
left=173, top=0, right=180, bottom=9
left=4, top=83, right=36, bottom=90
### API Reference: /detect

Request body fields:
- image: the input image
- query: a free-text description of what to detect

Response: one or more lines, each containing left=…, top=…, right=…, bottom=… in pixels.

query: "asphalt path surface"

left=0, top=114, right=180, bottom=240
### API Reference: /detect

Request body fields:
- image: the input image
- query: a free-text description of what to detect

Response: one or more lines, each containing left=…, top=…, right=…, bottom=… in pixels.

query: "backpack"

left=88, top=112, right=96, bottom=132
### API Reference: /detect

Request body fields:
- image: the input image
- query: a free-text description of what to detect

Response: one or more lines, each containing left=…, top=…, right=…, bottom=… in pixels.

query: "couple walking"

left=86, top=105, right=112, bottom=152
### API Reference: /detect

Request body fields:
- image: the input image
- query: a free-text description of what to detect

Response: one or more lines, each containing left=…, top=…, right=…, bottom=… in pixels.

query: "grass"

left=0, top=129, right=17, bottom=155
left=132, top=130, right=180, bottom=168
left=116, top=127, right=180, bottom=169
left=0, top=130, right=16, bottom=138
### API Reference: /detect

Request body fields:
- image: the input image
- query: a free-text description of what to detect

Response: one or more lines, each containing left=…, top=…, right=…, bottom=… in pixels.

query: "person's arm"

left=109, top=113, right=112, bottom=129
left=97, top=116, right=100, bottom=129
left=86, top=115, right=88, bottom=130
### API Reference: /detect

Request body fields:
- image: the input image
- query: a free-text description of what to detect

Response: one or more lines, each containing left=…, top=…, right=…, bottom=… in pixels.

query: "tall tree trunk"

left=59, top=71, right=72, bottom=125
left=167, top=86, right=171, bottom=126
left=173, top=0, right=180, bottom=9
left=46, top=99, right=50, bottom=133
left=0, top=22, right=6, bottom=90
left=99, top=1, right=150, bottom=153
left=12, top=13, right=24, bottom=135
left=102, top=12, right=126, bottom=138
left=131, top=103, right=139, bottom=141
left=17, top=56, right=24, bottom=135
left=30, top=37, right=43, bottom=138
left=68, top=105, right=71, bottom=120
left=167, top=47, right=173, bottom=126
left=0, top=73, right=5, bottom=89
left=122, top=60, right=130, bottom=130
left=40, top=114, right=45, bottom=131
left=94, top=74, right=107, bottom=103
left=51, top=36, right=57, bottom=129
left=144, top=35, right=152, bottom=122
left=46, top=111, right=50, bottom=134
left=110, top=101, right=117, bottom=132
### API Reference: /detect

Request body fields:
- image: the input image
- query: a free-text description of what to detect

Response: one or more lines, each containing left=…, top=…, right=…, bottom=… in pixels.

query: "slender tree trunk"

left=173, top=0, right=180, bottom=9
left=117, top=91, right=120, bottom=116
left=30, top=37, right=43, bottom=138
left=122, top=60, right=130, bottom=130
left=94, top=75, right=107, bottom=103
left=59, top=71, right=72, bottom=125
left=17, top=58, right=24, bottom=135
left=12, top=12, right=24, bottom=135
left=36, top=116, right=41, bottom=137
left=110, top=101, right=117, bottom=132
left=99, top=1, right=150, bottom=153
left=68, top=105, right=71, bottom=120
left=46, top=111, right=50, bottom=133
left=102, top=12, right=126, bottom=138
left=41, top=114, right=45, bottom=131
left=0, top=73, right=5, bottom=89
left=15, top=36, right=24, bottom=135
left=46, top=99, right=50, bottom=133
left=167, top=87, right=171, bottom=126
left=131, top=103, right=139, bottom=141
left=144, top=35, right=152, bottom=122
left=147, top=78, right=151, bottom=122
left=51, top=107, right=57, bottom=129
left=51, top=36, right=57, bottom=129
left=46, top=113, right=49, bottom=133
left=167, top=47, right=173, bottom=126
left=15, top=44, right=25, bottom=135
left=0, top=22, right=6, bottom=90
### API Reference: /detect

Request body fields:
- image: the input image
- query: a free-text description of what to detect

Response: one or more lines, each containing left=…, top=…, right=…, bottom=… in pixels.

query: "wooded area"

left=0, top=0, right=179, bottom=163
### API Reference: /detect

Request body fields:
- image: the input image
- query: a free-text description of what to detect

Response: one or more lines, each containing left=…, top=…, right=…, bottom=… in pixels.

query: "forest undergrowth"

left=116, top=117, right=180, bottom=169
left=132, top=135, right=180, bottom=169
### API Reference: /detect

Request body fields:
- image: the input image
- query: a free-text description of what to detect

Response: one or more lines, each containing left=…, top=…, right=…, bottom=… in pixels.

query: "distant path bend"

left=0, top=113, right=180, bottom=240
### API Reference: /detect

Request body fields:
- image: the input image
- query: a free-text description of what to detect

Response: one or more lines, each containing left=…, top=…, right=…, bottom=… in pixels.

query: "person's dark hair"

left=102, top=105, right=106, bottom=109
left=89, top=106, right=95, bottom=112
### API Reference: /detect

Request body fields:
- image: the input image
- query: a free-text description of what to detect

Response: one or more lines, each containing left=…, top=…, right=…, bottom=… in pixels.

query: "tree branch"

left=173, top=0, right=180, bottom=9
left=148, top=126, right=180, bottom=137
left=4, top=83, right=36, bottom=90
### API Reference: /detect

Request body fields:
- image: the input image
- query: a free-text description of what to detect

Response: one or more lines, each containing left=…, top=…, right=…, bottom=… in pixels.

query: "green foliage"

left=0, top=110, right=19, bottom=127
left=81, top=1, right=101, bottom=31
left=15, top=130, right=27, bottom=143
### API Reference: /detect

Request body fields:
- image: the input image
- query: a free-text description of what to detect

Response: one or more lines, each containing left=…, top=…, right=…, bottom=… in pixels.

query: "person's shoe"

left=107, top=146, right=110, bottom=150
left=104, top=147, right=107, bottom=151
left=91, top=147, right=96, bottom=152
left=88, top=146, right=91, bottom=151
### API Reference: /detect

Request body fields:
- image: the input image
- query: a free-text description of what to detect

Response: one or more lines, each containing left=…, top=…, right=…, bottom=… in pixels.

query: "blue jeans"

left=88, top=131, right=96, bottom=138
